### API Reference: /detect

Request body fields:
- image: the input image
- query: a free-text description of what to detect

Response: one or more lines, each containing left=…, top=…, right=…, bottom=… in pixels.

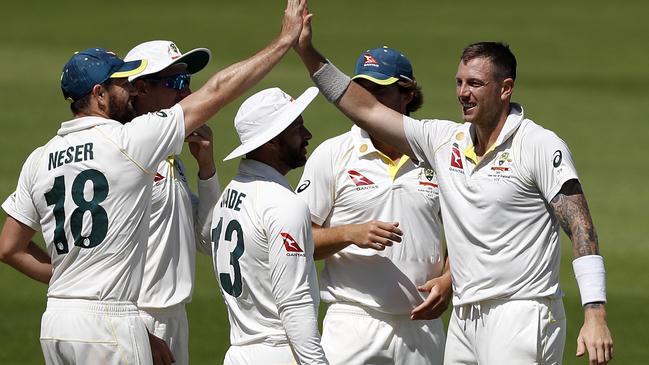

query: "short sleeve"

left=403, top=116, right=458, bottom=170
left=525, top=128, right=579, bottom=202
left=123, top=104, right=186, bottom=172
left=296, top=140, right=336, bottom=226
left=1, top=148, right=43, bottom=231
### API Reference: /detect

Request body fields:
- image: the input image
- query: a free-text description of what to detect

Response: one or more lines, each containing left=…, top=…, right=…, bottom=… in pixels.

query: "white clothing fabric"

left=40, top=298, right=153, bottom=365
left=322, top=302, right=445, bottom=365
left=3, top=105, right=184, bottom=301
left=140, top=304, right=189, bottom=365
left=138, top=156, right=219, bottom=309
left=297, top=125, right=445, bottom=314
left=403, top=104, right=578, bottom=305
left=444, top=298, right=566, bottom=364
left=212, top=159, right=327, bottom=365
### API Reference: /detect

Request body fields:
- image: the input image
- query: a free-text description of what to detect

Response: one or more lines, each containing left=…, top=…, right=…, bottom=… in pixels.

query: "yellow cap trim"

left=110, top=59, right=148, bottom=79
left=352, top=74, right=398, bottom=86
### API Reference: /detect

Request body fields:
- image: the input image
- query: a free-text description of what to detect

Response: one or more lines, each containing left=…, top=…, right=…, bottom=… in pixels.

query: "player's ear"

left=133, top=79, right=148, bottom=95
left=501, top=78, right=514, bottom=100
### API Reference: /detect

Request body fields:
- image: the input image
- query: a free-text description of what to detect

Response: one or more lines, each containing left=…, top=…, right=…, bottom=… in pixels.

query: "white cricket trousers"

left=40, top=298, right=152, bottom=365
left=322, top=302, right=445, bottom=365
left=224, top=342, right=297, bottom=365
left=139, top=304, right=189, bottom=365
left=444, top=297, right=566, bottom=365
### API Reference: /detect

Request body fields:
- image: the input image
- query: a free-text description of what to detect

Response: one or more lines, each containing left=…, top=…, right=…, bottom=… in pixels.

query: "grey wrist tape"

left=311, top=61, right=351, bottom=104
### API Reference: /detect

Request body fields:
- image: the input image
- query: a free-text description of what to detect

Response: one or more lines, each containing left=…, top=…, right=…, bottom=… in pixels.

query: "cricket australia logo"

left=418, top=168, right=438, bottom=188
left=347, top=170, right=378, bottom=190
left=449, top=143, right=464, bottom=173
left=488, top=151, right=515, bottom=180
left=281, top=233, right=305, bottom=257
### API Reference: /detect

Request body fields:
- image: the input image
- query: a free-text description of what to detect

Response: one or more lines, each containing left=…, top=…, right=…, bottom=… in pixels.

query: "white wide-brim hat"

left=124, top=40, right=211, bottom=81
left=224, top=87, right=319, bottom=161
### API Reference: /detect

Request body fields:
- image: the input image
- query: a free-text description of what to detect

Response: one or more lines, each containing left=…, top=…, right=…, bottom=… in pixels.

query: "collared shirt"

left=2, top=105, right=185, bottom=303
left=297, top=125, right=444, bottom=315
left=403, top=103, right=578, bottom=305
left=212, top=159, right=327, bottom=364
left=138, top=155, right=220, bottom=309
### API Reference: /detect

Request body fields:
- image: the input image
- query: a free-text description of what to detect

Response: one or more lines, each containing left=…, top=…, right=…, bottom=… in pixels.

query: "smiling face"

left=455, top=56, right=512, bottom=128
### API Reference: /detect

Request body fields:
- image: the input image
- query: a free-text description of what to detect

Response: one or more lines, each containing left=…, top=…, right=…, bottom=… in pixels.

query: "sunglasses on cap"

left=142, top=73, right=191, bottom=91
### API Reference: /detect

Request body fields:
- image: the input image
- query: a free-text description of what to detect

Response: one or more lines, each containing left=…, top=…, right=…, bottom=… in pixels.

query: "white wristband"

left=572, top=255, right=607, bottom=306
left=311, top=61, right=351, bottom=104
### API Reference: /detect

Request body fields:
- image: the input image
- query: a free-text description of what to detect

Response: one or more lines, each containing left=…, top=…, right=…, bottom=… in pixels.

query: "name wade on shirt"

left=220, top=188, right=246, bottom=211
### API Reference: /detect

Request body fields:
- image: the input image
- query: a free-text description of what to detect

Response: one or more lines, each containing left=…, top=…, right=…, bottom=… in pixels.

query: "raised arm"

left=550, top=179, right=613, bottom=365
left=179, top=0, right=308, bottom=135
left=0, top=215, right=52, bottom=284
left=293, top=13, right=415, bottom=158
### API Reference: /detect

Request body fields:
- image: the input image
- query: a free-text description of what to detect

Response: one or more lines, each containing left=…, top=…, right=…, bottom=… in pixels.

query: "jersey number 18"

left=44, top=169, right=109, bottom=255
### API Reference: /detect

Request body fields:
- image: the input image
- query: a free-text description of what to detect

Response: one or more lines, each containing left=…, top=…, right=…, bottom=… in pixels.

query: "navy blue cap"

left=60, top=48, right=147, bottom=102
left=352, top=46, right=414, bottom=85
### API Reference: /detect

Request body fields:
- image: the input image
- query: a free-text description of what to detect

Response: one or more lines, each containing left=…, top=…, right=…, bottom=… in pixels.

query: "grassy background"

left=1, top=0, right=647, bottom=363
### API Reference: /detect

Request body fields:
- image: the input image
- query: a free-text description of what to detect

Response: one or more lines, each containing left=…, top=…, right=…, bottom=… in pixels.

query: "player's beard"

left=278, top=141, right=308, bottom=169
left=107, top=95, right=136, bottom=124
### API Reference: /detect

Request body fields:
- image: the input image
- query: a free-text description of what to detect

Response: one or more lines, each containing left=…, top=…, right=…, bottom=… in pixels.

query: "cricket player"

left=296, top=46, right=449, bottom=364
left=213, top=87, right=328, bottom=365
left=294, top=16, right=613, bottom=365
left=0, top=1, right=309, bottom=363
left=124, top=40, right=220, bottom=365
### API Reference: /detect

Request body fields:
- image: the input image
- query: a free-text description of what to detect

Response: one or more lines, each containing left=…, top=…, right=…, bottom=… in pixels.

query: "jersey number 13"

left=212, top=217, right=245, bottom=297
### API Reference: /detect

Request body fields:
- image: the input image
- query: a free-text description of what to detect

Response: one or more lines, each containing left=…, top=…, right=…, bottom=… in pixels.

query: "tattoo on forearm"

left=550, top=181, right=599, bottom=258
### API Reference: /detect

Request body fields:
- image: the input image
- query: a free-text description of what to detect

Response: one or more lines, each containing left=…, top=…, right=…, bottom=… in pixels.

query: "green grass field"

left=1, top=0, right=647, bottom=363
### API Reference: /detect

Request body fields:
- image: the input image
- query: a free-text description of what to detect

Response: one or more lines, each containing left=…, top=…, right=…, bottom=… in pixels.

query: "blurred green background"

left=1, top=0, right=647, bottom=363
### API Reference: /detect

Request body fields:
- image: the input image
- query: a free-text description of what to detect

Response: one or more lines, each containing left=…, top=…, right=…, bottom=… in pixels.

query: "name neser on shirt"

left=48, top=143, right=94, bottom=170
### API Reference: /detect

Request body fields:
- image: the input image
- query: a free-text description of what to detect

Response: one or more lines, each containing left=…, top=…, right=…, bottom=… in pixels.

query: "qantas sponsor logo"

left=154, top=173, right=165, bottom=182
left=281, top=232, right=305, bottom=257
left=449, top=143, right=464, bottom=173
left=363, top=54, right=379, bottom=68
left=347, top=170, right=378, bottom=190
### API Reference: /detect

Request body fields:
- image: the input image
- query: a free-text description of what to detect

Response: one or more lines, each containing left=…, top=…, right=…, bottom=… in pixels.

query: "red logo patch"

left=281, top=233, right=303, bottom=253
left=450, top=144, right=463, bottom=169
left=154, top=173, right=166, bottom=182
left=363, top=54, right=378, bottom=66
left=347, top=170, right=374, bottom=186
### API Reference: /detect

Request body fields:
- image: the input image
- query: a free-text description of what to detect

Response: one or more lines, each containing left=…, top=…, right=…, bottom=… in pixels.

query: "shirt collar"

left=464, top=103, right=525, bottom=160
left=238, top=159, right=291, bottom=190
left=57, top=116, right=119, bottom=136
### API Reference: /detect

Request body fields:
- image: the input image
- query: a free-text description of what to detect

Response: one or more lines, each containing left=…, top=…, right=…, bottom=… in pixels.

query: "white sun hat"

left=223, top=87, right=319, bottom=161
left=124, top=40, right=211, bottom=81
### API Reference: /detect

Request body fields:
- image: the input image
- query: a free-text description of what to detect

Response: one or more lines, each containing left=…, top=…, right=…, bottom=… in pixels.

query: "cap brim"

left=352, top=72, right=399, bottom=86
left=223, top=87, right=319, bottom=161
left=111, top=59, right=148, bottom=78
left=172, top=48, right=211, bottom=74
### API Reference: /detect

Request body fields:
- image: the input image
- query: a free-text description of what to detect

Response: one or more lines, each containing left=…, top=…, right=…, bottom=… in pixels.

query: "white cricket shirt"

left=138, top=156, right=220, bottom=309
left=297, top=126, right=444, bottom=315
left=212, top=159, right=327, bottom=365
left=2, top=105, right=185, bottom=303
left=403, top=103, right=578, bottom=305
